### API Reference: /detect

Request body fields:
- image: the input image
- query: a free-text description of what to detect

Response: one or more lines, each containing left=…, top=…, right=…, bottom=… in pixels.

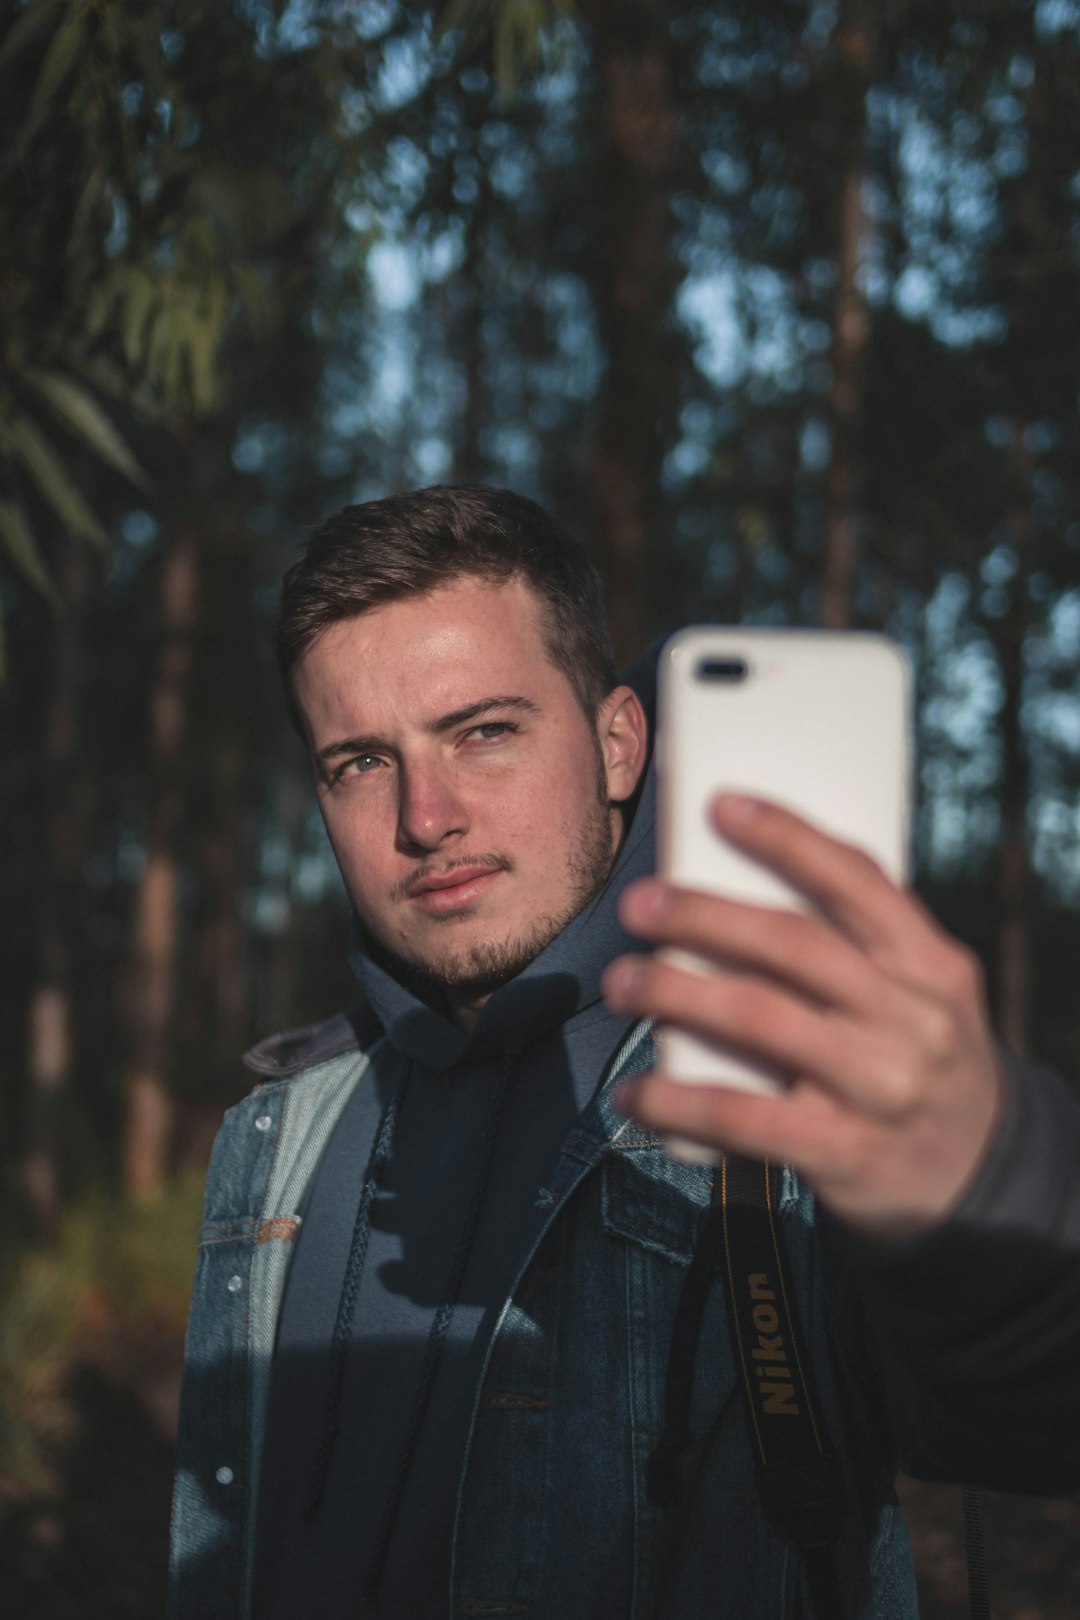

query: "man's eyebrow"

left=431, top=694, right=540, bottom=732
left=316, top=695, right=540, bottom=764
left=317, top=734, right=382, bottom=764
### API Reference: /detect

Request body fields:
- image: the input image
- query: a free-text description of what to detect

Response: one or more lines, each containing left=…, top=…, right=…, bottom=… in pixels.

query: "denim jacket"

left=169, top=1014, right=917, bottom=1620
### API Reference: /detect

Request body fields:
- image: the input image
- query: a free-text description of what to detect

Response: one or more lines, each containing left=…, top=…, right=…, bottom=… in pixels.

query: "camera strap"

left=720, top=1154, right=849, bottom=1615
left=648, top=1153, right=847, bottom=1619
left=650, top=1154, right=994, bottom=1620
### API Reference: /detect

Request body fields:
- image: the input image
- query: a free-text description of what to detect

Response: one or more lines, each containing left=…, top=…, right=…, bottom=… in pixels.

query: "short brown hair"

left=277, top=485, right=616, bottom=733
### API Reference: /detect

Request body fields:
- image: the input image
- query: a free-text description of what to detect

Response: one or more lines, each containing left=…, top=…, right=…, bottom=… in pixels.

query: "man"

left=170, top=485, right=1080, bottom=1620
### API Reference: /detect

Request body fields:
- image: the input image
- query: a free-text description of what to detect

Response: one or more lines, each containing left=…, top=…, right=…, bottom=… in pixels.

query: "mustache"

left=392, top=852, right=514, bottom=903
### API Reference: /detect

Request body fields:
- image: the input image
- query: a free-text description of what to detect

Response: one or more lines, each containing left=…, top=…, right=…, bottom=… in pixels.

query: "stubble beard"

left=370, top=761, right=617, bottom=1002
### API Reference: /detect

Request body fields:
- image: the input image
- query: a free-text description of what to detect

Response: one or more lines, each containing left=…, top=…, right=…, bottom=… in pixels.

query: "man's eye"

left=335, top=754, right=382, bottom=780
left=468, top=722, right=517, bottom=741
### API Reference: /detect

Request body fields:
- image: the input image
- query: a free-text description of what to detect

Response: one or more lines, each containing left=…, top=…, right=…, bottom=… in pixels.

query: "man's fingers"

left=617, top=880, right=887, bottom=1017
left=602, top=953, right=916, bottom=1114
left=605, top=793, right=1005, bottom=1236
left=617, top=1071, right=864, bottom=1182
left=709, top=794, right=949, bottom=977
left=616, top=1063, right=1005, bottom=1240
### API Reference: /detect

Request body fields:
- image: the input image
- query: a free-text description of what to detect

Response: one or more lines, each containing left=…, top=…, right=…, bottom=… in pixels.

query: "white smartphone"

left=657, top=627, right=912, bottom=1099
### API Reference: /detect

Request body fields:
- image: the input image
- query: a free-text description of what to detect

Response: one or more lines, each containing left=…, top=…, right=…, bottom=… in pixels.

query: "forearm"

left=828, top=1054, right=1080, bottom=1492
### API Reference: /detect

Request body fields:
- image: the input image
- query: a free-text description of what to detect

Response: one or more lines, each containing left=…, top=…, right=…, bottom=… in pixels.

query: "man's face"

left=294, top=575, right=644, bottom=1015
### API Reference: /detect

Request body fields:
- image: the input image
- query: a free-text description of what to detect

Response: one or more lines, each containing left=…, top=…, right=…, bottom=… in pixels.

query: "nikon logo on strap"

left=720, top=1156, right=849, bottom=1608
left=748, top=1272, right=801, bottom=1416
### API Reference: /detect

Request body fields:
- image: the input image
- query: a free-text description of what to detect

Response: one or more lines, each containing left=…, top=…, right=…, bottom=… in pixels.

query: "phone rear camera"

left=696, top=657, right=749, bottom=682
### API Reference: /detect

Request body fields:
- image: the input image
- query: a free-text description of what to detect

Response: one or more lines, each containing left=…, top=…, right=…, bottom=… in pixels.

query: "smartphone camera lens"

left=696, top=657, right=749, bottom=682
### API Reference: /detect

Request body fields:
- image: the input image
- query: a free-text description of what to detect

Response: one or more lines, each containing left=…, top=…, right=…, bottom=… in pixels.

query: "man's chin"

left=375, top=913, right=566, bottom=1000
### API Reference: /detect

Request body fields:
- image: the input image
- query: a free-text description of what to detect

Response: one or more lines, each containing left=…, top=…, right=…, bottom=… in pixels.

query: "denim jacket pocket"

left=600, top=1141, right=713, bottom=1266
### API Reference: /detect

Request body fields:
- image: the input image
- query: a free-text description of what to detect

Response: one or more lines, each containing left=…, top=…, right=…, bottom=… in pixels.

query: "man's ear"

left=596, top=685, right=649, bottom=804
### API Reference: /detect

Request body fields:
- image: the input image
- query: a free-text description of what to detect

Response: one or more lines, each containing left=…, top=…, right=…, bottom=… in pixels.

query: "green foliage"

left=14, top=2, right=89, bottom=157
left=0, top=412, right=111, bottom=552
left=0, top=1177, right=203, bottom=1490
left=0, top=498, right=59, bottom=603
left=23, top=369, right=150, bottom=492
left=99, top=1177, right=205, bottom=1327
left=0, top=2, right=161, bottom=610
left=440, top=0, right=575, bottom=94
left=0, top=0, right=332, bottom=650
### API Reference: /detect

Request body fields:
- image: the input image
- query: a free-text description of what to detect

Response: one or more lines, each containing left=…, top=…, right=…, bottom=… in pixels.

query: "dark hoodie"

left=252, top=665, right=658, bottom=1620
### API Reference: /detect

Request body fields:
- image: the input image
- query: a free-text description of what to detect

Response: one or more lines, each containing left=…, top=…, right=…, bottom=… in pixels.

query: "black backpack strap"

left=649, top=1153, right=848, bottom=1619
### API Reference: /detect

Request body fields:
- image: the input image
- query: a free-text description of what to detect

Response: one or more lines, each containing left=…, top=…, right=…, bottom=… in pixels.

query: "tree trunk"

left=995, top=431, right=1033, bottom=1056
left=261, top=758, right=311, bottom=1036
left=123, top=524, right=199, bottom=1199
left=455, top=206, right=486, bottom=484
left=587, top=0, right=681, bottom=665
left=996, top=809, right=1029, bottom=1057
left=821, top=4, right=874, bottom=630
left=197, top=806, right=248, bottom=1070
left=997, top=598, right=1030, bottom=1055
left=23, top=541, right=91, bottom=1242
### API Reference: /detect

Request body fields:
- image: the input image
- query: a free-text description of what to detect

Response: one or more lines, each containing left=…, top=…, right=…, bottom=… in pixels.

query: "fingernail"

left=624, top=880, right=668, bottom=920
left=603, top=959, right=644, bottom=1001
left=714, top=792, right=761, bottom=827
left=613, top=1081, right=634, bottom=1114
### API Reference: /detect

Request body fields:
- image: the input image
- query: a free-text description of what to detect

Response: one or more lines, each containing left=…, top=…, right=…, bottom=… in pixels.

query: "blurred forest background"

left=2, top=0, right=1080, bottom=1615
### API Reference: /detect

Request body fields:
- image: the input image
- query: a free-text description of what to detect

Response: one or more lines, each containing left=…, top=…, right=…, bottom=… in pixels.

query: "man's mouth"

left=404, top=860, right=509, bottom=913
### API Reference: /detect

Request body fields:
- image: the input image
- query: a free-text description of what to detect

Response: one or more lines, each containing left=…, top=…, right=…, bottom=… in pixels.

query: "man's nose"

left=396, top=760, right=469, bottom=851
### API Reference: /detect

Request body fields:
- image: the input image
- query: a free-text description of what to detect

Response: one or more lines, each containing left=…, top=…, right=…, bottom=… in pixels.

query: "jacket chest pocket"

left=600, top=1143, right=713, bottom=1265
left=600, top=1145, right=738, bottom=1443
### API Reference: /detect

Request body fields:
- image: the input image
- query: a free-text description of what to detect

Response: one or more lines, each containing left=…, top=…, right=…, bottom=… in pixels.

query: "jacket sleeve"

left=822, top=1052, right=1080, bottom=1493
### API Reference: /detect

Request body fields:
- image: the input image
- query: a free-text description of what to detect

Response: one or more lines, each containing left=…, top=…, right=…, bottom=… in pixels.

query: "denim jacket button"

left=255, top=1114, right=272, bottom=1132
left=215, top=1466, right=234, bottom=1486
left=227, top=1275, right=243, bottom=1294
